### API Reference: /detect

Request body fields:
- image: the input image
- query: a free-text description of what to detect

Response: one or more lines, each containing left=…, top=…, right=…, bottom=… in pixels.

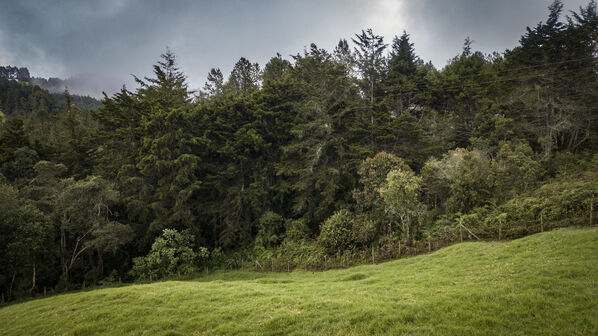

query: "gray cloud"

left=0, top=0, right=589, bottom=97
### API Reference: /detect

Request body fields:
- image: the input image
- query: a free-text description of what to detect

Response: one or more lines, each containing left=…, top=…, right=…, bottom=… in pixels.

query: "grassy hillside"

left=1, top=227, right=597, bottom=335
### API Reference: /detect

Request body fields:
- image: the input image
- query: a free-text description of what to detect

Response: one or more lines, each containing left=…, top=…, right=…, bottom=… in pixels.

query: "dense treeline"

left=1, top=0, right=597, bottom=301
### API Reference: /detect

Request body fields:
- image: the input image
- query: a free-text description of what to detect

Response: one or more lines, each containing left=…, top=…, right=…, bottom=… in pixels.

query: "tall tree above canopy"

left=134, top=49, right=192, bottom=109
left=262, top=54, right=292, bottom=85
left=388, top=31, right=418, bottom=78
left=228, top=57, right=261, bottom=95
left=377, top=31, right=433, bottom=167
left=333, top=39, right=354, bottom=73
left=352, top=29, right=387, bottom=114
left=94, top=50, right=204, bottom=249
left=278, top=44, right=365, bottom=232
left=200, top=68, right=224, bottom=98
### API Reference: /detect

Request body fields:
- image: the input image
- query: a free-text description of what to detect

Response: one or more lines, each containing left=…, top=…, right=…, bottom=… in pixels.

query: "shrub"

left=318, top=209, right=354, bottom=254
left=284, top=218, right=310, bottom=242
left=254, top=211, right=285, bottom=249
left=131, top=229, right=208, bottom=280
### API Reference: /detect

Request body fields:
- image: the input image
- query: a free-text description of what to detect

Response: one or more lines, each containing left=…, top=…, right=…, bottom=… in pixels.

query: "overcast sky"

left=0, top=0, right=589, bottom=97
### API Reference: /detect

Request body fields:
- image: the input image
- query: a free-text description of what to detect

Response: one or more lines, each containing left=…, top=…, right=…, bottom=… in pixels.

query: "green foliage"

left=227, top=57, right=261, bottom=95
left=254, top=211, right=285, bottom=249
left=476, top=170, right=598, bottom=238
left=1, top=1, right=598, bottom=301
left=422, top=148, right=492, bottom=213
left=491, top=141, right=542, bottom=198
left=131, top=229, right=207, bottom=280
left=277, top=43, right=365, bottom=231
left=379, top=168, right=424, bottom=243
left=1, top=147, right=39, bottom=184
left=0, top=183, right=54, bottom=299
left=317, top=209, right=355, bottom=254
left=283, top=218, right=311, bottom=242
left=353, top=152, right=410, bottom=235
left=2, top=228, right=598, bottom=335
left=56, top=175, right=132, bottom=283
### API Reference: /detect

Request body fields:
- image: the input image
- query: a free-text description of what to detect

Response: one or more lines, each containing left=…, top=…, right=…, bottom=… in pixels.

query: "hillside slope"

left=1, top=227, right=597, bottom=335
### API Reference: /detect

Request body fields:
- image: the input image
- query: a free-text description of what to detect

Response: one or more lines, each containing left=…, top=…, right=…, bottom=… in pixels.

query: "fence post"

left=371, top=246, right=375, bottom=263
left=590, top=196, right=594, bottom=226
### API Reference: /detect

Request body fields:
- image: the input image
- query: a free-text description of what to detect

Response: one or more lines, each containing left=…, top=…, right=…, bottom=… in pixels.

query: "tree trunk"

left=98, top=251, right=104, bottom=283
left=9, top=272, right=15, bottom=299
left=61, top=226, right=68, bottom=283
left=30, top=262, right=36, bottom=294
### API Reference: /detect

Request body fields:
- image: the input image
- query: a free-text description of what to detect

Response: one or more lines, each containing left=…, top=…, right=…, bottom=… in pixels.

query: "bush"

left=254, top=211, right=285, bottom=249
left=351, top=215, right=378, bottom=247
left=284, top=218, right=310, bottom=242
left=318, top=209, right=354, bottom=254
left=131, top=229, right=208, bottom=280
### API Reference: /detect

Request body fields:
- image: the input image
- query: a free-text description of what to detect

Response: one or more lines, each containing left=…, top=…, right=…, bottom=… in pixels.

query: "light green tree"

left=379, top=168, right=424, bottom=244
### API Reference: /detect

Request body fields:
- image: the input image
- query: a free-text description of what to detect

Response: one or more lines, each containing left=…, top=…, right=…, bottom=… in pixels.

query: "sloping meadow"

left=1, top=227, right=597, bottom=335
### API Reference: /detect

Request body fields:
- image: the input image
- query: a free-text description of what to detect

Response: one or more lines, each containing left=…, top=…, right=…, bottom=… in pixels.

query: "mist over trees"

left=0, top=0, right=597, bottom=301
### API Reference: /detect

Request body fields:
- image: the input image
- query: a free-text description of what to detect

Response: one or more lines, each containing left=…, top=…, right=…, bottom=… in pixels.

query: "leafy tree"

left=379, top=168, right=424, bottom=244
left=0, top=118, right=30, bottom=161
left=57, top=176, right=131, bottom=283
left=92, top=87, right=143, bottom=181
left=0, top=183, right=54, bottom=298
left=422, top=148, right=492, bottom=213
left=491, top=141, right=542, bottom=199
left=333, top=39, right=355, bottom=72
left=429, top=40, right=498, bottom=149
left=1, top=147, right=39, bottom=184
left=0, top=118, right=40, bottom=184
left=353, top=152, right=410, bottom=235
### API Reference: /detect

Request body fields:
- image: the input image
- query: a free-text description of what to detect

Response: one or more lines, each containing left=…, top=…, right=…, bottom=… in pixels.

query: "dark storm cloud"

left=0, top=0, right=590, bottom=97
left=397, top=0, right=587, bottom=67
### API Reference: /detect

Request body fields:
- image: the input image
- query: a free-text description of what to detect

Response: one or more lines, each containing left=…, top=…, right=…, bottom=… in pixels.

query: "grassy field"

left=1, top=227, right=597, bottom=335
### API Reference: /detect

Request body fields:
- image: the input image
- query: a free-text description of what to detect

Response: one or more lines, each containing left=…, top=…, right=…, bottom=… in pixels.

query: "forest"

left=0, top=0, right=596, bottom=302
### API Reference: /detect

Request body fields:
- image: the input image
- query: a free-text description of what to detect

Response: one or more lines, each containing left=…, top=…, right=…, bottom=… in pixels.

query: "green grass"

left=2, top=227, right=598, bottom=335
